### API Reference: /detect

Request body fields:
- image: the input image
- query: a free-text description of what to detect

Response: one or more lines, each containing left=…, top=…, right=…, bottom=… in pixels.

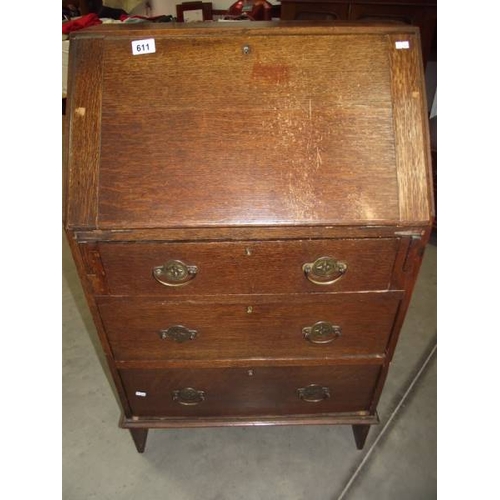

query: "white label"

left=131, top=38, right=156, bottom=56
left=395, top=40, right=410, bottom=50
left=135, top=391, right=147, bottom=397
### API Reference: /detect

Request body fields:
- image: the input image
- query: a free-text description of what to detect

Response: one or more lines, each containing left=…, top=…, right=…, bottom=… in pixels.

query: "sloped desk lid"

left=64, top=23, right=433, bottom=230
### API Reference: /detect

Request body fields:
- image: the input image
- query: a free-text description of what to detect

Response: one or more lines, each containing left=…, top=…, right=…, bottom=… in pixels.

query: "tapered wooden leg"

left=352, top=424, right=371, bottom=450
left=129, top=428, right=149, bottom=453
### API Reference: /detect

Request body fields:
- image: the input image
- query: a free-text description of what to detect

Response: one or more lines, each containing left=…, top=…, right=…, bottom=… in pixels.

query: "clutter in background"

left=62, top=0, right=170, bottom=34
left=62, top=13, right=102, bottom=34
left=226, top=0, right=272, bottom=21
left=62, top=0, right=278, bottom=35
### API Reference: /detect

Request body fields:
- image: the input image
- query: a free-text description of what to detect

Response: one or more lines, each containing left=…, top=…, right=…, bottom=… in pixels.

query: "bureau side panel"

left=369, top=230, right=433, bottom=413
left=386, top=231, right=432, bottom=361
left=65, top=37, right=104, bottom=230
left=65, top=233, right=133, bottom=417
left=388, top=32, right=434, bottom=223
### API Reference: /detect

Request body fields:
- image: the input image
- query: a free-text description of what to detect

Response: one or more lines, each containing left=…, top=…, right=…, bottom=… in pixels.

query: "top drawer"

left=98, top=239, right=398, bottom=296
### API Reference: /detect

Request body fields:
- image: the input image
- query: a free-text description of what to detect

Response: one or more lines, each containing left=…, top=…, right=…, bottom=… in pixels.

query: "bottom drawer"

left=120, top=364, right=382, bottom=418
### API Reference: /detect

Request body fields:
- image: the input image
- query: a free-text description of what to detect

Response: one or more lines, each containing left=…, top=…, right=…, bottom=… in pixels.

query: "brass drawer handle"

left=303, top=321, right=342, bottom=344
left=297, top=384, right=330, bottom=403
left=152, top=259, right=198, bottom=287
left=159, top=325, right=198, bottom=343
left=302, top=256, right=347, bottom=286
left=172, top=387, right=205, bottom=406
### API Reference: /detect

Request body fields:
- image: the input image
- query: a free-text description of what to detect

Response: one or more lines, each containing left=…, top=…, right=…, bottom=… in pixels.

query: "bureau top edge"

left=71, top=21, right=421, bottom=39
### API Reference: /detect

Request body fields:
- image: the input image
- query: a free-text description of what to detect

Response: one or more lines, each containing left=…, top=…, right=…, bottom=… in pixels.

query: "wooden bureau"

left=64, top=22, right=434, bottom=453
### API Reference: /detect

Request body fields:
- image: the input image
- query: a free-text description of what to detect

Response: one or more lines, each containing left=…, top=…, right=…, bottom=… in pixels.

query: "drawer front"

left=98, top=239, right=398, bottom=296
left=99, top=293, right=400, bottom=361
left=120, top=364, right=382, bottom=417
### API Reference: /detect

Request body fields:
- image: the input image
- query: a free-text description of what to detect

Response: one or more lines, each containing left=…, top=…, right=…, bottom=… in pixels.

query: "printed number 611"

left=132, top=38, right=156, bottom=55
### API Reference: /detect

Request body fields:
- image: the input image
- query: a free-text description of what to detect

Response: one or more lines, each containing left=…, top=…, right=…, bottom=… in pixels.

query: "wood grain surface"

left=97, top=238, right=399, bottom=295
left=120, top=364, right=382, bottom=417
left=65, top=38, right=103, bottom=229
left=64, top=233, right=134, bottom=417
left=63, top=24, right=433, bottom=450
left=73, top=226, right=425, bottom=243
left=98, top=292, right=401, bottom=361
left=388, top=33, right=433, bottom=223
left=120, top=412, right=379, bottom=428
left=97, top=33, right=398, bottom=228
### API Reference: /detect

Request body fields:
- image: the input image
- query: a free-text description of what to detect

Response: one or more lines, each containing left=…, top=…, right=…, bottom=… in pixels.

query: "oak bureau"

left=64, top=22, right=434, bottom=452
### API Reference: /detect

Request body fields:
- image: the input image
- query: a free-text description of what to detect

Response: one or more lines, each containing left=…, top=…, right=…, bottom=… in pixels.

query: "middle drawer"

left=98, top=293, right=401, bottom=361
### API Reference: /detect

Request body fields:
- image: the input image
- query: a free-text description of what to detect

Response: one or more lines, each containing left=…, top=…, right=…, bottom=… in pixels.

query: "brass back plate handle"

left=159, top=325, right=198, bottom=343
left=172, top=387, right=205, bottom=406
left=297, top=384, right=331, bottom=403
left=302, top=256, right=347, bottom=286
left=303, top=321, right=342, bottom=344
left=153, top=259, right=198, bottom=287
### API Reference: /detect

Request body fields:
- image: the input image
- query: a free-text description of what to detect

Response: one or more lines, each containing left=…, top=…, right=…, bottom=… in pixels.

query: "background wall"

left=139, top=0, right=278, bottom=17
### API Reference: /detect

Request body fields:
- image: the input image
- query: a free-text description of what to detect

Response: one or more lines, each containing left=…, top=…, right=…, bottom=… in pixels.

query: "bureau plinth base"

left=120, top=413, right=379, bottom=452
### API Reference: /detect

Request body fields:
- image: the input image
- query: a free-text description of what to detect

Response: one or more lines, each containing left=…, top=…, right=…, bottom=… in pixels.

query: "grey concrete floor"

left=62, top=234, right=436, bottom=500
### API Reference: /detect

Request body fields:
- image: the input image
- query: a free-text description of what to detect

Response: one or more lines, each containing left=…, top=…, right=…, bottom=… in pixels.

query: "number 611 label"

left=131, top=38, right=156, bottom=56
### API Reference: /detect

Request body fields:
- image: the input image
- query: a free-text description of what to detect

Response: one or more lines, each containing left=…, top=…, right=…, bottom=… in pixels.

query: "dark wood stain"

left=120, top=412, right=379, bottom=429
left=64, top=24, right=433, bottom=452
left=97, top=239, right=399, bottom=295
left=97, top=293, right=401, bottom=361
left=280, top=1, right=436, bottom=67
left=119, top=364, right=382, bottom=417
